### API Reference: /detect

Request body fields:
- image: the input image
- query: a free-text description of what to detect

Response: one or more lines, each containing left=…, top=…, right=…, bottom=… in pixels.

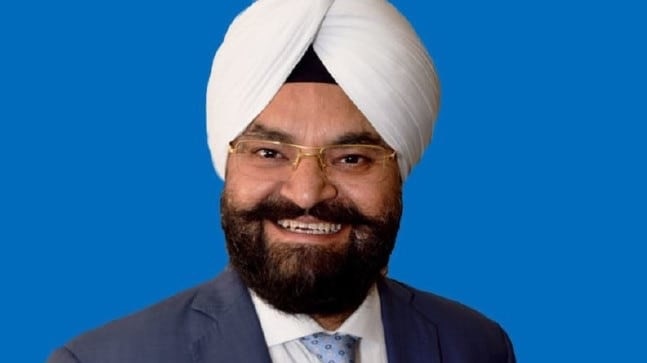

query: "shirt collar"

left=250, top=284, right=384, bottom=346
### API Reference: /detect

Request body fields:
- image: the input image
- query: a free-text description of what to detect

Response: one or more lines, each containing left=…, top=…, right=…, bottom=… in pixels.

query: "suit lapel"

left=186, top=270, right=442, bottom=363
left=189, top=268, right=272, bottom=363
left=379, top=278, right=442, bottom=363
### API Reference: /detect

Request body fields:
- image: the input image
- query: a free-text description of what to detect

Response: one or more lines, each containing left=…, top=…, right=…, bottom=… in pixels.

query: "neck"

left=311, top=311, right=353, bottom=331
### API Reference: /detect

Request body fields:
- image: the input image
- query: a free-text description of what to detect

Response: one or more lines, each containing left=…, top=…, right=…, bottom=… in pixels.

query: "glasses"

left=228, top=139, right=397, bottom=183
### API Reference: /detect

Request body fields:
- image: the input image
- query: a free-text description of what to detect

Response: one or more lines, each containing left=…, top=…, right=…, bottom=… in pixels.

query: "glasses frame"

left=228, top=139, right=397, bottom=176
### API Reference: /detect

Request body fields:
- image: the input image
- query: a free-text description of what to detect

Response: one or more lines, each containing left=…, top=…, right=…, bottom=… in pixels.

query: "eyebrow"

left=331, top=132, right=385, bottom=146
left=241, top=124, right=294, bottom=143
left=241, top=123, right=387, bottom=147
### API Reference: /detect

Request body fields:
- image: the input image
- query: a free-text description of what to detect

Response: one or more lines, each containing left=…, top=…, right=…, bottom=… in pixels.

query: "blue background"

left=1, top=0, right=645, bottom=362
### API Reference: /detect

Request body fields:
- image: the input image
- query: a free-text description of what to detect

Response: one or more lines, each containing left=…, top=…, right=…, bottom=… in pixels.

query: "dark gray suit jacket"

left=47, top=268, right=516, bottom=363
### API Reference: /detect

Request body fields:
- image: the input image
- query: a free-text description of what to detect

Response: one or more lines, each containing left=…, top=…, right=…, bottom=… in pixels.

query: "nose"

left=279, top=155, right=337, bottom=209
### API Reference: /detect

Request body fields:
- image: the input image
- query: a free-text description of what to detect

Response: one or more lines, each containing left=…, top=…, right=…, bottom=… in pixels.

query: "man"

left=48, top=0, right=516, bottom=362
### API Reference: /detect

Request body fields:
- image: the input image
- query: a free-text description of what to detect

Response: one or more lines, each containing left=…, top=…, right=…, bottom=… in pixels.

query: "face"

left=221, top=83, right=402, bottom=315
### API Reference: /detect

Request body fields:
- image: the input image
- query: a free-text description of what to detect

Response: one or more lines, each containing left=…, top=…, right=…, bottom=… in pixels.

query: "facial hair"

left=220, top=192, right=402, bottom=316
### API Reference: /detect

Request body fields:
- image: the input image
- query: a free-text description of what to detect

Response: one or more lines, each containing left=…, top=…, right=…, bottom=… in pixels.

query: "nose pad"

left=280, top=155, right=337, bottom=209
left=292, top=152, right=326, bottom=173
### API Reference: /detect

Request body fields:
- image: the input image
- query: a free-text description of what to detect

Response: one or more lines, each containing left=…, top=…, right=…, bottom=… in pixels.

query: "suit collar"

left=188, top=268, right=441, bottom=363
left=379, top=278, right=442, bottom=363
left=189, top=267, right=272, bottom=363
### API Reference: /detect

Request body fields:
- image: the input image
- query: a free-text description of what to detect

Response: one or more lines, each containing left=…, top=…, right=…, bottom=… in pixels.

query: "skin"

left=223, top=83, right=402, bottom=330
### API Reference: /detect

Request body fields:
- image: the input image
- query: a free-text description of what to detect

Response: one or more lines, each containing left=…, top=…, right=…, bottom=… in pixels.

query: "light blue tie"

left=299, top=332, right=359, bottom=363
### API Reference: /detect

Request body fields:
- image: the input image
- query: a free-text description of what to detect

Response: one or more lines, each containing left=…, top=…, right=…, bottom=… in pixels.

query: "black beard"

left=220, top=192, right=401, bottom=316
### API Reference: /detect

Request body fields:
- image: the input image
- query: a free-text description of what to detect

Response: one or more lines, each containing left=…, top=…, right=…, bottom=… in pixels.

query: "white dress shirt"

left=249, top=285, right=388, bottom=363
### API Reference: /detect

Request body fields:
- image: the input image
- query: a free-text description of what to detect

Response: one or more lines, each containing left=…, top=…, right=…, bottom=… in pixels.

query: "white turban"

left=206, top=0, right=440, bottom=181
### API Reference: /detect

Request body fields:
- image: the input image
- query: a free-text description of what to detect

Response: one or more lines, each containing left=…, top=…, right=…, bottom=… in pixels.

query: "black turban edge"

left=285, top=45, right=337, bottom=84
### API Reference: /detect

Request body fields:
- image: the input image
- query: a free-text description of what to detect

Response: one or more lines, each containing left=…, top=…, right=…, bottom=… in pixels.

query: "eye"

left=244, top=142, right=292, bottom=163
left=338, top=154, right=371, bottom=165
left=328, top=148, right=377, bottom=170
left=254, top=147, right=282, bottom=159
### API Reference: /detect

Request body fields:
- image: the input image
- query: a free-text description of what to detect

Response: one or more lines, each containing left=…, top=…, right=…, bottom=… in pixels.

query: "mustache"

left=235, top=195, right=375, bottom=226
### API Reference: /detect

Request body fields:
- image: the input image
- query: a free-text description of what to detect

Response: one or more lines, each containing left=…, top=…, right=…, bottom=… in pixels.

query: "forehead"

left=245, top=83, right=383, bottom=145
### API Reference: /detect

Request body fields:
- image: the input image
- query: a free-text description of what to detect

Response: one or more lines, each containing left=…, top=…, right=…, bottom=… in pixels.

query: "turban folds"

left=206, top=0, right=440, bottom=180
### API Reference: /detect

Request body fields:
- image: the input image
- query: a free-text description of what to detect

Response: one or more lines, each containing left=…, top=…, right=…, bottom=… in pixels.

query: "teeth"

left=277, top=219, right=342, bottom=235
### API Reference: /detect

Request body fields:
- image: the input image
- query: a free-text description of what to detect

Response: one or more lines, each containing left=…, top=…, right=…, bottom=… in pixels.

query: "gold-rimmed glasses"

left=228, top=139, right=397, bottom=183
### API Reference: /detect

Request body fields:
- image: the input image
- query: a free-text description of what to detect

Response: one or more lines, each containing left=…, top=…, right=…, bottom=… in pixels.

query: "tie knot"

left=299, top=332, right=359, bottom=363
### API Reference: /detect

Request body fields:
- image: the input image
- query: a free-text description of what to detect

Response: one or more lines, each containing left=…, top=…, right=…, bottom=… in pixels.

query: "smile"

left=277, top=219, right=342, bottom=235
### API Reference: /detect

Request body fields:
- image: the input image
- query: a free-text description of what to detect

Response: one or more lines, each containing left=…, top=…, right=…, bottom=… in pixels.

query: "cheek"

left=223, top=173, right=279, bottom=209
left=337, top=181, right=400, bottom=217
left=345, top=168, right=402, bottom=217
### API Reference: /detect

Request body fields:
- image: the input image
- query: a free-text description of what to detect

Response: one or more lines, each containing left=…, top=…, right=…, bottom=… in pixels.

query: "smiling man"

left=222, top=81, right=403, bottom=330
left=48, top=1, right=515, bottom=362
